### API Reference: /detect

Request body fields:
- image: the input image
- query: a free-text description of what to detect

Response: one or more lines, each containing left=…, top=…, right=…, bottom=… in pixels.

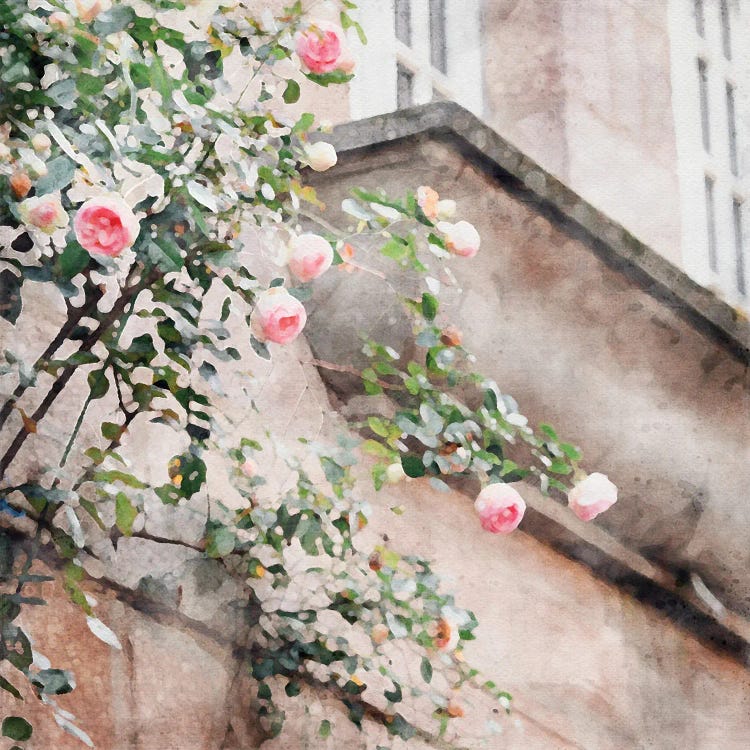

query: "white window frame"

left=668, top=0, right=750, bottom=308
left=349, top=0, right=483, bottom=120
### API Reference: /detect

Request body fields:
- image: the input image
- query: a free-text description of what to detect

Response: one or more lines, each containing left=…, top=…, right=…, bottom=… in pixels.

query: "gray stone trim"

left=329, top=101, right=750, bottom=364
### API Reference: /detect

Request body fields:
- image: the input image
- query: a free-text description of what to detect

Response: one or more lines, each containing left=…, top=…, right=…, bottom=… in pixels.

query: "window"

left=395, top=0, right=411, bottom=45
left=429, top=0, right=447, bottom=74
left=697, top=58, right=710, bottom=151
left=669, top=0, right=748, bottom=306
left=733, top=198, right=745, bottom=295
left=349, top=0, right=482, bottom=120
left=719, top=0, right=731, bottom=59
left=704, top=175, right=718, bottom=271
left=694, top=0, right=705, bottom=36
left=726, top=83, right=738, bottom=176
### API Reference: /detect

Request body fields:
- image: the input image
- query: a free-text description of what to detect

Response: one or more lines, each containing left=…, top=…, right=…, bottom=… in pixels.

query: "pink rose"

left=438, top=220, right=481, bottom=258
left=74, top=194, right=139, bottom=257
left=19, top=194, right=68, bottom=234
left=288, top=233, right=333, bottom=282
left=296, top=21, right=352, bottom=74
left=250, top=287, right=307, bottom=345
left=474, top=483, right=525, bottom=534
left=240, top=458, right=258, bottom=478
left=417, top=186, right=440, bottom=220
left=568, top=473, right=617, bottom=521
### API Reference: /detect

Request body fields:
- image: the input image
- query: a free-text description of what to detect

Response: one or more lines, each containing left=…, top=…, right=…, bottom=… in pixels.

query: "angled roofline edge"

left=329, top=101, right=750, bottom=364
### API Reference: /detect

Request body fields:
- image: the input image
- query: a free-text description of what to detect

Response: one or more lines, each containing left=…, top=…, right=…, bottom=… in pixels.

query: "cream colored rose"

left=304, top=141, right=337, bottom=172
left=19, top=194, right=69, bottom=234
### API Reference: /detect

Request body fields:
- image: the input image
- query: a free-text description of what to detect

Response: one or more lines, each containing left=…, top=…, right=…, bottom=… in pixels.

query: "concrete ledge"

left=328, top=102, right=750, bottom=365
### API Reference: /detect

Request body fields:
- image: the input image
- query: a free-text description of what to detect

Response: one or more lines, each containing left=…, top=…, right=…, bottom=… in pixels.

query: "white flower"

left=304, top=141, right=337, bottom=172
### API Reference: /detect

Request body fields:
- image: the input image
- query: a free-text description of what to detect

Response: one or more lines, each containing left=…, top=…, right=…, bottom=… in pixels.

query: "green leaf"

left=57, top=241, right=89, bottom=280
left=93, top=470, right=147, bottom=489
left=147, top=238, right=183, bottom=272
left=257, top=682, right=272, bottom=700
left=284, top=680, right=301, bottom=697
left=304, top=70, right=354, bottom=87
left=88, top=368, right=109, bottom=401
left=420, top=656, right=432, bottom=684
left=76, top=72, right=105, bottom=96
left=35, top=156, right=76, bottom=195
left=0, top=676, right=22, bottom=700
left=0, top=270, right=22, bottom=324
left=93, top=5, right=135, bottom=35
left=204, top=523, right=235, bottom=558
left=367, top=416, right=391, bottom=438
left=539, top=423, right=558, bottom=441
left=318, top=719, right=331, bottom=738
left=115, top=492, right=138, bottom=536
left=401, top=455, right=425, bottom=478
left=421, top=292, right=438, bottom=321
left=283, top=79, right=300, bottom=103
left=2, top=717, right=32, bottom=741
left=30, top=669, right=74, bottom=695
left=560, top=442, right=582, bottom=461
left=101, top=422, right=121, bottom=441
left=292, top=112, right=314, bottom=133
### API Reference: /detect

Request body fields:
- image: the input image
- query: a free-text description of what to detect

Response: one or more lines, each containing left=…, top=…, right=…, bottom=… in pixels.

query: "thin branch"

left=0, top=279, right=104, bottom=432
left=0, top=267, right=157, bottom=479
left=304, top=358, right=403, bottom=391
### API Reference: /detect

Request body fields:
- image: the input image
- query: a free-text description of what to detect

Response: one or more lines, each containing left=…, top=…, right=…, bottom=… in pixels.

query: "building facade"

left=346, top=0, right=750, bottom=310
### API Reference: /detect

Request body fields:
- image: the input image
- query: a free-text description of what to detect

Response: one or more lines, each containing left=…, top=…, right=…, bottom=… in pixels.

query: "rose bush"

left=0, top=0, right=617, bottom=746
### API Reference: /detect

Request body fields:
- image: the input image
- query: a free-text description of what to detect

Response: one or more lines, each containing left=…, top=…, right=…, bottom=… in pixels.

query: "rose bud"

left=474, top=483, right=526, bottom=534
left=440, top=325, right=463, bottom=347
left=288, top=233, right=333, bottom=282
left=49, top=11, right=74, bottom=30
left=438, top=220, right=481, bottom=258
left=19, top=194, right=69, bottom=234
left=432, top=615, right=459, bottom=652
left=31, top=133, right=52, bottom=152
left=250, top=287, right=307, bottom=345
left=304, top=141, right=337, bottom=172
left=416, top=186, right=440, bottom=220
left=447, top=696, right=465, bottom=718
left=240, top=458, right=258, bottom=478
left=10, top=171, right=32, bottom=199
left=295, top=21, right=352, bottom=74
left=74, top=194, right=140, bottom=256
left=76, top=0, right=106, bottom=24
left=567, top=472, right=618, bottom=521
left=437, top=199, right=457, bottom=219
left=371, top=623, right=389, bottom=645
left=385, top=462, right=406, bottom=483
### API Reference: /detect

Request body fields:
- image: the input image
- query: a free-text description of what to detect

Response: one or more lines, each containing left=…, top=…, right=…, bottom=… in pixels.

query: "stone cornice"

left=328, top=101, right=750, bottom=364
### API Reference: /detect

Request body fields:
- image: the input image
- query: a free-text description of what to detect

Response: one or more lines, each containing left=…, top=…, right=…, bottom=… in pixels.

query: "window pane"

left=429, top=0, right=447, bottom=74
left=733, top=199, right=746, bottom=295
left=704, top=176, right=718, bottom=272
left=697, top=59, right=710, bottom=152
left=395, top=0, right=411, bottom=46
left=726, top=83, right=738, bottom=176
left=694, top=0, right=705, bottom=36
left=397, top=63, right=413, bottom=109
left=720, top=0, right=732, bottom=59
